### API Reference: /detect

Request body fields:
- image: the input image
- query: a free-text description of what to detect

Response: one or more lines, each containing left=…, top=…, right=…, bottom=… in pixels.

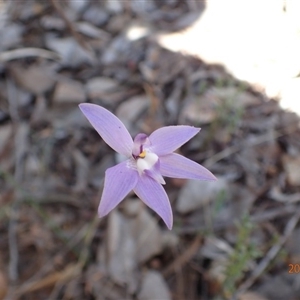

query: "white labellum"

left=136, top=152, right=158, bottom=175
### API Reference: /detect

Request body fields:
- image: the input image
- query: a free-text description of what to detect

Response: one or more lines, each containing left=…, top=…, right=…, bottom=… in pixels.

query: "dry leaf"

left=9, top=64, right=56, bottom=95
left=176, top=177, right=229, bottom=214
left=282, top=154, right=300, bottom=186
left=53, top=79, right=86, bottom=104
left=138, top=270, right=171, bottom=300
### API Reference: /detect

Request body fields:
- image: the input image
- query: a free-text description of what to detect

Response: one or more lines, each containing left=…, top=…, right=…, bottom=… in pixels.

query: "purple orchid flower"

left=79, top=103, right=216, bottom=229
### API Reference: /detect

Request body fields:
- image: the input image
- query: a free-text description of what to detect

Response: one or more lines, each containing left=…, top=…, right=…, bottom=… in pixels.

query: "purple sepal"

left=159, top=153, right=217, bottom=181
left=79, top=103, right=133, bottom=157
left=144, top=160, right=165, bottom=185
left=98, top=161, right=139, bottom=217
left=149, top=126, right=200, bottom=156
left=134, top=175, right=173, bottom=229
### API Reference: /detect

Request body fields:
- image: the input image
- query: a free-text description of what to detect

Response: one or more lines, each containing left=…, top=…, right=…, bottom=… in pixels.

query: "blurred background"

left=0, top=1, right=300, bottom=299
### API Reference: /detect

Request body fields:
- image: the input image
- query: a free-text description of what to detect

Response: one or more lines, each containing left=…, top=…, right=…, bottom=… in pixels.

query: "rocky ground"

left=0, top=1, right=300, bottom=300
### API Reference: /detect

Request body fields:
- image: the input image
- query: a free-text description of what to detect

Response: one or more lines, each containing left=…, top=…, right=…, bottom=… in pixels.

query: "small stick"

left=6, top=76, right=30, bottom=287
left=162, top=235, right=201, bottom=277
left=177, top=205, right=298, bottom=234
left=204, top=122, right=299, bottom=168
left=0, top=48, right=60, bottom=62
left=50, top=0, right=92, bottom=52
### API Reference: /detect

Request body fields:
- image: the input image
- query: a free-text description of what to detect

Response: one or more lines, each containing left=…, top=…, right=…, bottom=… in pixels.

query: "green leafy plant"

left=223, top=214, right=261, bottom=298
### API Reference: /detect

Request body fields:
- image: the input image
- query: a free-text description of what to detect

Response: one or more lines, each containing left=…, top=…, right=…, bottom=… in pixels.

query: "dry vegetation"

left=0, top=1, right=300, bottom=300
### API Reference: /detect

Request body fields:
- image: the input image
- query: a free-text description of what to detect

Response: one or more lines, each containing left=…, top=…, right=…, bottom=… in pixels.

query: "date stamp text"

left=288, top=264, right=300, bottom=274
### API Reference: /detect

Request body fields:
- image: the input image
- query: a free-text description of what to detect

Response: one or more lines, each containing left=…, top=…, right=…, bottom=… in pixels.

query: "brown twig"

left=15, top=263, right=82, bottom=296
left=162, top=235, right=201, bottom=277
left=204, top=122, right=299, bottom=168
left=176, top=205, right=299, bottom=235
left=7, top=125, right=29, bottom=284
left=6, top=77, right=27, bottom=286
left=50, top=0, right=93, bottom=53
left=12, top=215, right=100, bottom=298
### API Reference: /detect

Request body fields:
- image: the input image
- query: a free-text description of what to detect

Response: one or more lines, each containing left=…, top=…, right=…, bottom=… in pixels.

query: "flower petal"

left=149, top=126, right=200, bottom=156
left=132, top=133, right=150, bottom=158
left=98, top=161, right=139, bottom=217
left=79, top=103, right=133, bottom=157
left=143, top=158, right=165, bottom=184
left=159, top=153, right=217, bottom=181
left=144, top=167, right=166, bottom=185
left=134, top=175, right=173, bottom=229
